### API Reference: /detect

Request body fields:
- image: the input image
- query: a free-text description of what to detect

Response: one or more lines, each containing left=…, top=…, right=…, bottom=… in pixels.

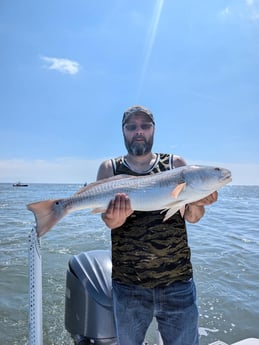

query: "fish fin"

left=162, top=205, right=181, bottom=221
left=171, top=182, right=186, bottom=198
left=91, top=207, right=107, bottom=214
left=27, top=199, right=68, bottom=237
left=161, top=199, right=186, bottom=221
left=75, top=174, right=134, bottom=195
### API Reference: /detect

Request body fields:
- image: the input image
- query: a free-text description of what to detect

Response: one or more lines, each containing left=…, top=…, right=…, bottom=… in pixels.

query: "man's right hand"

left=102, top=193, right=133, bottom=229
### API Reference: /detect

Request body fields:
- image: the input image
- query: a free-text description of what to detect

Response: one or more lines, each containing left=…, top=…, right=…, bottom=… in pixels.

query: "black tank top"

left=111, top=153, right=193, bottom=288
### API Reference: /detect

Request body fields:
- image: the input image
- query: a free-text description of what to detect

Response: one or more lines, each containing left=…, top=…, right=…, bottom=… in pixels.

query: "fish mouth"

left=219, top=168, right=232, bottom=183
left=222, top=173, right=232, bottom=183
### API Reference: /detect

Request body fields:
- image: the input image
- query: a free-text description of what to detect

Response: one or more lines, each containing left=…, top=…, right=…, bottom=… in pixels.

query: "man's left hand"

left=191, top=191, right=218, bottom=207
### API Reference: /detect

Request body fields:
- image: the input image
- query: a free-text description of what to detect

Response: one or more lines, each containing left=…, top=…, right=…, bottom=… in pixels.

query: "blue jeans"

left=112, top=279, right=199, bottom=345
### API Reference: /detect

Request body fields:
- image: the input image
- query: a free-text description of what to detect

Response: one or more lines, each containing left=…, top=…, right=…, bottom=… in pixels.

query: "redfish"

left=27, top=165, right=232, bottom=237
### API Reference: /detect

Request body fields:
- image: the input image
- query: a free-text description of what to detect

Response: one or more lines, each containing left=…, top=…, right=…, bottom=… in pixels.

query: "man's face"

left=123, top=114, right=155, bottom=156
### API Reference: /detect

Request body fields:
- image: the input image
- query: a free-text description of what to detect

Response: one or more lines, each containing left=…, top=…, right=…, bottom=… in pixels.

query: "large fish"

left=27, top=165, right=232, bottom=237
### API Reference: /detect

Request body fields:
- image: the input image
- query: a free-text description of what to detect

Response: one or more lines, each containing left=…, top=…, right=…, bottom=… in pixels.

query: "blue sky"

left=1, top=0, right=259, bottom=185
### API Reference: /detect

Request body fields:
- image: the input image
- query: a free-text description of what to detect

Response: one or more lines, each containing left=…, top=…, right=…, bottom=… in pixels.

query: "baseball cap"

left=122, top=105, right=155, bottom=125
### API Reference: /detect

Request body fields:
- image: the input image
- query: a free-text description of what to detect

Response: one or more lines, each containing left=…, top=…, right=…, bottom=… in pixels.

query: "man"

left=97, top=105, right=217, bottom=345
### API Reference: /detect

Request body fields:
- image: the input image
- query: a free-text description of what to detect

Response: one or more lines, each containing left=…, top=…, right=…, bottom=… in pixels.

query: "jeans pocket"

left=164, top=279, right=196, bottom=309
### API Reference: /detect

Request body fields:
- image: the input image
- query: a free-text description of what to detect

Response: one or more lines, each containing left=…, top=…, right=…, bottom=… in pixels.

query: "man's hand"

left=102, top=193, right=133, bottom=229
left=191, top=191, right=218, bottom=207
left=184, top=191, right=218, bottom=223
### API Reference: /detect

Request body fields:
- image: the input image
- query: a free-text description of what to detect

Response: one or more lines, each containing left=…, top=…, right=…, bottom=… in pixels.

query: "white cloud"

left=245, top=0, right=259, bottom=19
left=246, top=0, right=254, bottom=6
left=220, top=7, right=231, bottom=16
left=41, top=56, right=80, bottom=75
left=219, top=1, right=259, bottom=20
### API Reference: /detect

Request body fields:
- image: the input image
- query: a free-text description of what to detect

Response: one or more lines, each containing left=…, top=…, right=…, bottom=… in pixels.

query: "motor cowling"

left=65, top=250, right=116, bottom=345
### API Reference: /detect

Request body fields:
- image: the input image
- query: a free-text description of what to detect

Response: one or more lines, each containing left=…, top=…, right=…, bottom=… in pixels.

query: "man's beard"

left=124, top=135, right=153, bottom=156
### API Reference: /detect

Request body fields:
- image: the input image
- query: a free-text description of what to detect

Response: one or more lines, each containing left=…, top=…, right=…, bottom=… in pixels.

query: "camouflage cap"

left=122, top=105, right=155, bottom=125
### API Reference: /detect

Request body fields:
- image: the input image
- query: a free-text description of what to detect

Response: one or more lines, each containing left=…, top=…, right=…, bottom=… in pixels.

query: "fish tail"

left=27, top=199, right=68, bottom=237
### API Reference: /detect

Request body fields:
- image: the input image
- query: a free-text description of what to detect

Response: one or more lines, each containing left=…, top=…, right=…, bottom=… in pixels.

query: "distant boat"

left=13, top=182, right=29, bottom=187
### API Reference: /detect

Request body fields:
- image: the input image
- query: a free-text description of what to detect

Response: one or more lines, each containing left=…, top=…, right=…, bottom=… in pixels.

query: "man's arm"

left=97, top=160, right=133, bottom=229
left=96, top=160, right=114, bottom=180
left=172, top=155, right=218, bottom=223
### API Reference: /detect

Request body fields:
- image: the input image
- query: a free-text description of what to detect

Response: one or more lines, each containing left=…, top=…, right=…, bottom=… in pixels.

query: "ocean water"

left=0, top=183, right=258, bottom=345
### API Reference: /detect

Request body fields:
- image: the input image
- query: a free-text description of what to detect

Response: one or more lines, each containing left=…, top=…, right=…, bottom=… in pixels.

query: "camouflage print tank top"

left=111, top=153, right=193, bottom=288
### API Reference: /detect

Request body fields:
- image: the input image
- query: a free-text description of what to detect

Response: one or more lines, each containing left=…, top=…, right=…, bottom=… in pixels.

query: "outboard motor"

left=65, top=250, right=116, bottom=345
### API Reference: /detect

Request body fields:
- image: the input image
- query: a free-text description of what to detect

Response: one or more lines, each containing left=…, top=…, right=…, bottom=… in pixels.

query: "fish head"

left=183, top=165, right=232, bottom=194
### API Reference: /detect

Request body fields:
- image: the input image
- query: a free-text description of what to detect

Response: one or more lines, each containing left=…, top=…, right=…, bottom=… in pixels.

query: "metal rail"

left=28, top=227, right=43, bottom=345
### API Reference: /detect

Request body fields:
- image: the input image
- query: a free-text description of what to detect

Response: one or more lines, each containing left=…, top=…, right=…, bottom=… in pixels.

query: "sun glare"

left=137, top=0, right=164, bottom=98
